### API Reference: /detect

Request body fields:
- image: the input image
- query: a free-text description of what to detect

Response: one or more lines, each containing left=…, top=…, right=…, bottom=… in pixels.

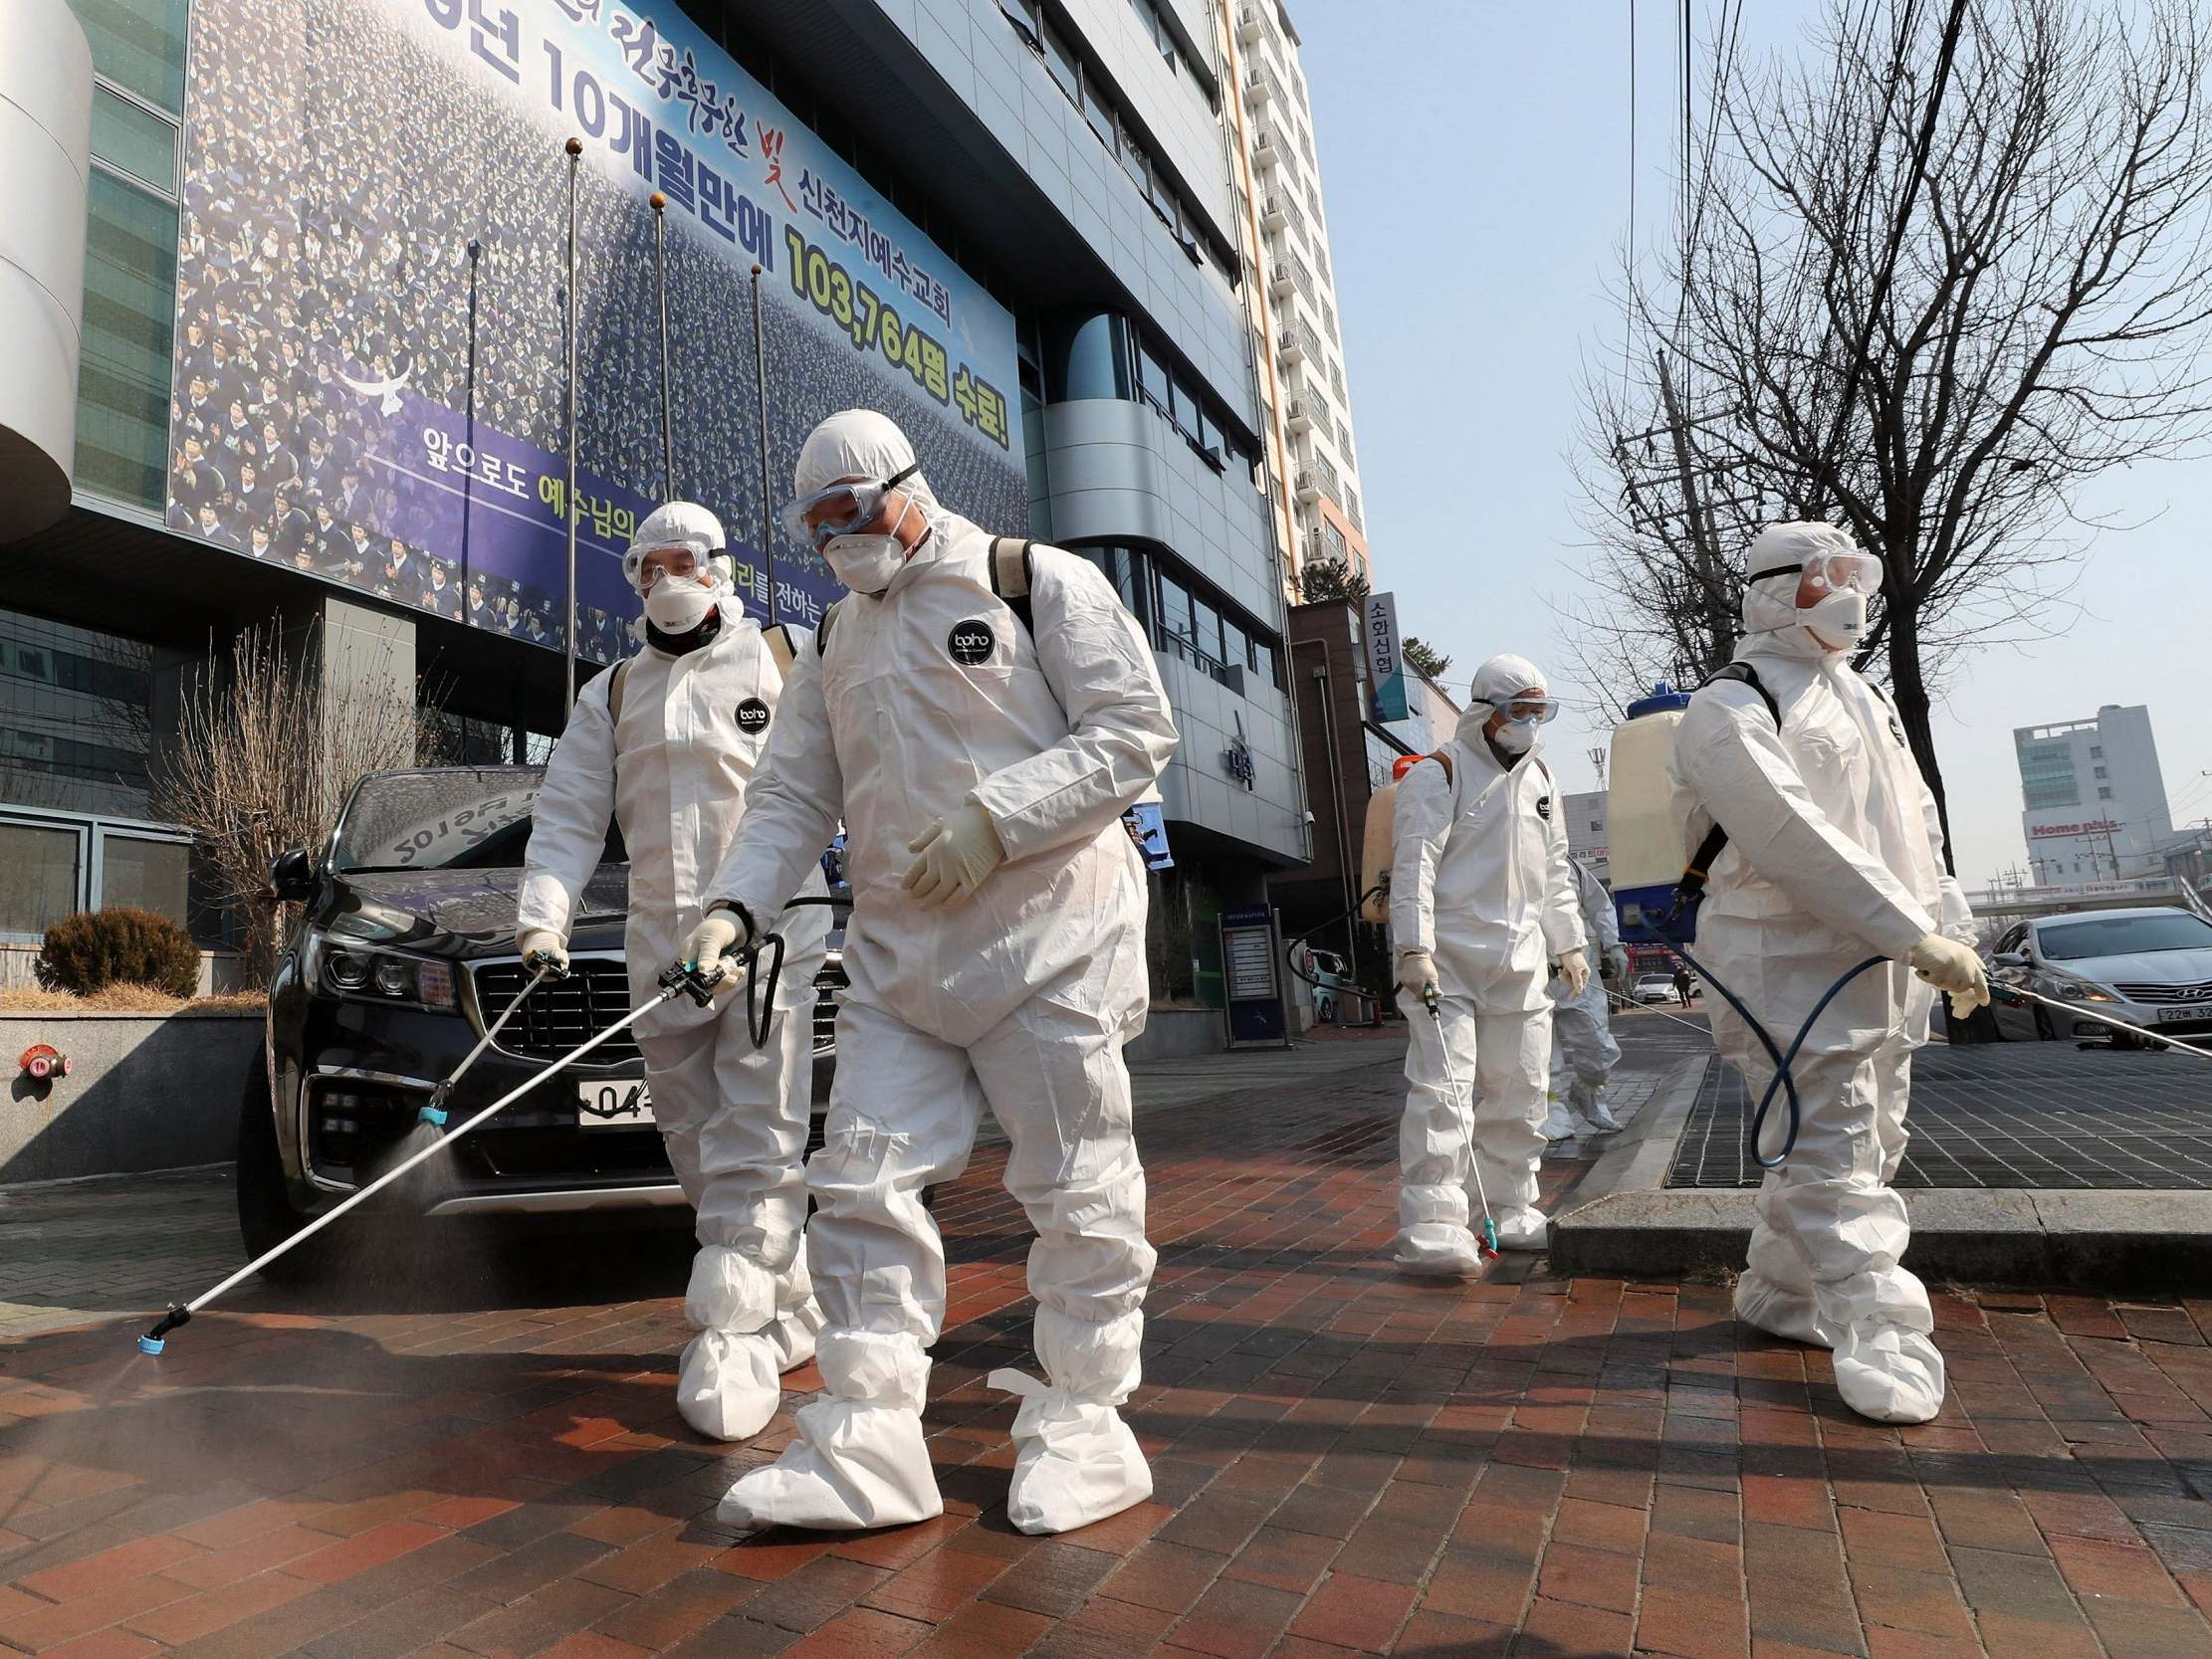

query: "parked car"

left=1633, top=971, right=1679, bottom=1003
left=242, top=765, right=846, bottom=1278
left=1984, top=906, right=2212, bottom=1048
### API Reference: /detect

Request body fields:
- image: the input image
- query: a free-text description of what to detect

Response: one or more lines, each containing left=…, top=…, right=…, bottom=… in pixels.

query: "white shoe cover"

left=763, top=1251, right=823, bottom=1374
left=1493, top=1208, right=1549, bottom=1251
left=1539, top=1102, right=1584, bottom=1142
left=1733, top=1270, right=1836, bottom=1348
left=717, top=1397, right=945, bottom=1530
left=676, top=1329, right=783, bottom=1442
left=1833, top=1321, right=1946, bottom=1424
left=1394, top=1222, right=1484, bottom=1276
left=716, top=1329, right=940, bottom=1532
left=1583, top=1100, right=1626, bottom=1133
left=990, top=1373, right=1152, bottom=1535
left=686, top=1246, right=774, bottom=1335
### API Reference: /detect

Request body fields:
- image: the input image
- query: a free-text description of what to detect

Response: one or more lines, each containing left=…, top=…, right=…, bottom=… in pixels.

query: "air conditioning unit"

left=1285, top=398, right=1312, bottom=432
left=1236, top=5, right=1263, bottom=45
left=1277, top=328, right=1305, bottom=364
left=1260, top=195, right=1287, bottom=231
left=1294, top=468, right=1320, bottom=501
left=1268, top=262, right=1294, bottom=299
left=1244, top=70, right=1271, bottom=105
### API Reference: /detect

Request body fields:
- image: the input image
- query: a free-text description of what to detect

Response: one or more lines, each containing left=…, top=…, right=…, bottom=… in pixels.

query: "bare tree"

left=1568, top=0, right=2212, bottom=852
left=151, top=620, right=444, bottom=977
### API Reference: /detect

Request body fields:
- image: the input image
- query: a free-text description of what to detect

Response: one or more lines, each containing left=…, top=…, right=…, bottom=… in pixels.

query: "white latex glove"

left=1557, top=948, right=1591, bottom=998
left=1395, top=948, right=1438, bottom=995
left=517, top=929, right=569, bottom=976
left=901, top=802, right=1006, bottom=912
left=684, top=905, right=753, bottom=969
left=1605, top=945, right=1632, bottom=982
left=1908, top=933, right=1989, bottom=1013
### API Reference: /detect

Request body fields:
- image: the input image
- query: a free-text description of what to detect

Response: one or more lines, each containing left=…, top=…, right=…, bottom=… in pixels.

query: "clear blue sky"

left=1295, top=0, right=2212, bottom=887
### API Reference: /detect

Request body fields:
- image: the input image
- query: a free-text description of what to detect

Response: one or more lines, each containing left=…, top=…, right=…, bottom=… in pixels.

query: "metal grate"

left=1668, top=1046, right=2212, bottom=1191
left=470, top=955, right=641, bottom=1067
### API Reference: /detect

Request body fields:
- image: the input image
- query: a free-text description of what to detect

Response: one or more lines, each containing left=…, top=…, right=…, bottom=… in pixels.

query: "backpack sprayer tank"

left=1606, top=683, right=1693, bottom=942
left=1360, top=752, right=1440, bottom=924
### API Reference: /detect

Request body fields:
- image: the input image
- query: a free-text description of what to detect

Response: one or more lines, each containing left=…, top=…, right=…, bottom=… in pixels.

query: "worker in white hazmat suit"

left=684, top=409, right=1178, bottom=1535
left=1669, top=521, right=1987, bottom=1425
left=1391, top=654, right=1588, bottom=1270
left=1541, top=859, right=1631, bottom=1141
left=516, top=502, right=828, bottom=1444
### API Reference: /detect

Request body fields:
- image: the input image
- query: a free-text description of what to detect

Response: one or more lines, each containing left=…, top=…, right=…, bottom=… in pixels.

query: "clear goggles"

left=1750, top=548, right=1882, bottom=598
left=1494, top=693, right=1562, bottom=725
left=621, top=541, right=714, bottom=592
left=777, top=463, right=918, bottom=550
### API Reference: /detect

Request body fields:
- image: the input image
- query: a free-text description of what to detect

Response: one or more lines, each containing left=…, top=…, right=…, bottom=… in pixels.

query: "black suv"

left=241, top=765, right=844, bottom=1275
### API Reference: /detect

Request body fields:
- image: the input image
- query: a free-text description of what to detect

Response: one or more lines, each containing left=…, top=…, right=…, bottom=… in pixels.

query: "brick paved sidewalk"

left=3, top=1034, right=2211, bottom=1657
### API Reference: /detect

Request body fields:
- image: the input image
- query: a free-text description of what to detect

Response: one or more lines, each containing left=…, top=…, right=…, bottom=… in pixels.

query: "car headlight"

left=2050, top=978, right=2114, bottom=1003
left=304, top=932, right=457, bottom=1011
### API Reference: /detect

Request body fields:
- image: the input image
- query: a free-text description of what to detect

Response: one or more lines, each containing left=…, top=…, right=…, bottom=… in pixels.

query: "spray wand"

left=138, top=945, right=773, bottom=1355
left=1423, top=982, right=1499, bottom=1259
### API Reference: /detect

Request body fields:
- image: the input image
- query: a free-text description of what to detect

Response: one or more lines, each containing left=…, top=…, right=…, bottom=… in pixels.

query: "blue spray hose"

left=1655, top=929, right=1886, bottom=1170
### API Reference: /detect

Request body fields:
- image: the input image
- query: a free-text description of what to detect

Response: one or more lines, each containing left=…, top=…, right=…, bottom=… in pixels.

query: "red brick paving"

left=4, top=1046, right=2212, bottom=1656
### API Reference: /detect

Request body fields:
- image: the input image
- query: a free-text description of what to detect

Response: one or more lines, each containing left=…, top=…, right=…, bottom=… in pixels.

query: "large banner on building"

left=168, top=0, right=1025, bottom=663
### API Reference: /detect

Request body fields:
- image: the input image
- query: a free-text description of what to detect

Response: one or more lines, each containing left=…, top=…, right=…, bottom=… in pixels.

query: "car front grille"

left=472, top=954, right=641, bottom=1066
left=2109, top=978, right=2212, bottom=1006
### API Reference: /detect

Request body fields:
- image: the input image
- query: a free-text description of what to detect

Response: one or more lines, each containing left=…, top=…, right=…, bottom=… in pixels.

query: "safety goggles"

left=777, top=463, right=918, bottom=549
left=1497, top=694, right=1562, bottom=724
left=622, top=542, right=710, bottom=592
left=1749, top=548, right=1883, bottom=598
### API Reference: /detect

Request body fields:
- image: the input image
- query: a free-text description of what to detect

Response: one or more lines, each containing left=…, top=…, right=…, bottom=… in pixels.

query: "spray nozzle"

left=1422, top=983, right=1439, bottom=1017
left=658, top=957, right=729, bottom=1008
left=418, top=1082, right=452, bottom=1129
left=138, top=1304, right=191, bottom=1354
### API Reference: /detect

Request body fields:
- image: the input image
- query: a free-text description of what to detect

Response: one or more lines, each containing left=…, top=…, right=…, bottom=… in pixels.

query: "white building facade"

left=2015, top=705, right=2175, bottom=883
left=1216, top=1, right=1372, bottom=597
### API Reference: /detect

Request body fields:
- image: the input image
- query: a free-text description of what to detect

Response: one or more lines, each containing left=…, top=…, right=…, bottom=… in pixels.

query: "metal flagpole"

left=651, top=192, right=675, bottom=500
left=562, top=136, right=581, bottom=704
left=750, top=264, right=777, bottom=626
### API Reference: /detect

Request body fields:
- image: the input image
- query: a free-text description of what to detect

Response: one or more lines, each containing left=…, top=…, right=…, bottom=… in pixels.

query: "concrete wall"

left=1123, top=1006, right=1221, bottom=1061
left=0, top=946, right=256, bottom=997
left=0, top=0, right=93, bottom=538
left=1, top=1011, right=261, bottom=1184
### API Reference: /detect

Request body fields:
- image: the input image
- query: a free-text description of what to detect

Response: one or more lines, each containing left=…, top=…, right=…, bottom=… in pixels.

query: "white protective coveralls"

left=704, top=411, right=1178, bottom=1535
left=517, top=513, right=828, bottom=1444
left=1668, top=521, right=1976, bottom=1425
left=1390, top=654, right=1585, bottom=1268
left=1542, top=859, right=1627, bottom=1140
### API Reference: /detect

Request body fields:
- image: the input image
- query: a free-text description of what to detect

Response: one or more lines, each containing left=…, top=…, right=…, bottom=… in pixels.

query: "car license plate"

left=576, top=1078, right=655, bottom=1129
left=2156, top=1007, right=2201, bottom=1024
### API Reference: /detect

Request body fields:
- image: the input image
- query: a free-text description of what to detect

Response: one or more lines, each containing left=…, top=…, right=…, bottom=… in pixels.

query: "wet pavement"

left=1669, top=1043, right=2212, bottom=1190
left=2, top=1015, right=2210, bottom=1657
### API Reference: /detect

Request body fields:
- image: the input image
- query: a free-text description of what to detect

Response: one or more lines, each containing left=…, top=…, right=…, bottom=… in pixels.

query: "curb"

left=1550, top=1057, right=2212, bottom=1294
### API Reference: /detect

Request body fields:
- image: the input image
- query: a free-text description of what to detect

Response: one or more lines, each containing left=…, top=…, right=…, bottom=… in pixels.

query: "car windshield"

left=2038, top=913, right=2212, bottom=961
left=333, top=768, right=546, bottom=873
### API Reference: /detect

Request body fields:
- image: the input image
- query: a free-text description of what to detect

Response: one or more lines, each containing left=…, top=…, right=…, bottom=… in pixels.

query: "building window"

left=0, top=820, right=83, bottom=941
left=2099, top=786, right=2114, bottom=799
left=2094, top=765, right=2107, bottom=779
left=2090, top=745, right=2103, bottom=757
left=68, top=0, right=189, bottom=113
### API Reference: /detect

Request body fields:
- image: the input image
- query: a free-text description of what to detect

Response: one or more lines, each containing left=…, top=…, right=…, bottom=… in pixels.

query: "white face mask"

left=1493, top=716, right=1538, bottom=753
left=824, top=533, right=908, bottom=596
left=643, top=574, right=719, bottom=634
left=1800, top=588, right=1867, bottom=652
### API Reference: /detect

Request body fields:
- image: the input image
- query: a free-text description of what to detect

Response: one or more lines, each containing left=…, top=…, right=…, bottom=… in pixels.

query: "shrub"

left=36, top=909, right=201, bottom=998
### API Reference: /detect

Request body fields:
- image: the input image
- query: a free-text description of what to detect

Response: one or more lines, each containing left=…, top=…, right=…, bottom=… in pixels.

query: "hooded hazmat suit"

left=1390, top=654, right=1586, bottom=1267
left=1542, top=858, right=1627, bottom=1139
left=517, top=503, right=829, bottom=1444
left=1668, top=521, right=1978, bottom=1425
left=702, top=410, right=1178, bottom=1535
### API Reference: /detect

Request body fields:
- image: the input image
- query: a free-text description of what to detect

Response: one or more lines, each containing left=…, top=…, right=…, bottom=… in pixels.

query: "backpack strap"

left=606, top=659, right=630, bottom=727
left=989, top=536, right=1036, bottom=638
left=815, top=599, right=840, bottom=657
left=762, top=623, right=797, bottom=675
left=1679, top=662, right=1783, bottom=907
left=1426, top=748, right=1454, bottom=787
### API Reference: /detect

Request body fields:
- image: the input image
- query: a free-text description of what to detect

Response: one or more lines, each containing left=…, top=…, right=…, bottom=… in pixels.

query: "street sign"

left=1218, top=904, right=1290, bottom=1049
left=1365, top=592, right=1409, bottom=722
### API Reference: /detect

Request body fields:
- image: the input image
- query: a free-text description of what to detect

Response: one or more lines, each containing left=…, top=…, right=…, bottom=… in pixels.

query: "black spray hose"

left=1657, top=927, right=1885, bottom=1169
